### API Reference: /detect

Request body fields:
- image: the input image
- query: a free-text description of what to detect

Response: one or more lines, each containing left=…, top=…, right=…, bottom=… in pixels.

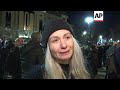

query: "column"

left=19, top=11, right=24, bottom=30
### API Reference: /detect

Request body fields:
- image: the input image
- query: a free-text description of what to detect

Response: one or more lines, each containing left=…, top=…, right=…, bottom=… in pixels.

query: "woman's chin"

left=57, top=57, right=72, bottom=64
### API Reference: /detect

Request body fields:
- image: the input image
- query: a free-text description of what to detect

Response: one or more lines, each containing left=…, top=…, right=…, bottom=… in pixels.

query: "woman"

left=42, top=19, right=90, bottom=79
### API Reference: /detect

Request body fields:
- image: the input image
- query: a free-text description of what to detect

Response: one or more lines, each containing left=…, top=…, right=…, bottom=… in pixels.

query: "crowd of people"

left=0, top=19, right=120, bottom=79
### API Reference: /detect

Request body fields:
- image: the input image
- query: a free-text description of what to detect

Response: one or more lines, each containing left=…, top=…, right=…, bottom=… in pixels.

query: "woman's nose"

left=60, top=39, right=67, bottom=49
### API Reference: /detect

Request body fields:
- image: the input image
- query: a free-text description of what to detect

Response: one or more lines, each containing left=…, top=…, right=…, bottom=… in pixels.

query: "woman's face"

left=48, top=29, right=74, bottom=64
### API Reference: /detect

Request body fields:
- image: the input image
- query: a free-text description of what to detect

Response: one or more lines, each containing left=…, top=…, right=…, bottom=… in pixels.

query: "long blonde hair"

left=44, top=37, right=90, bottom=79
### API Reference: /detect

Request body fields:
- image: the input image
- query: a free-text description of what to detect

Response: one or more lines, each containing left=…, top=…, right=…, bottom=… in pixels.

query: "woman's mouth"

left=59, top=50, right=70, bottom=55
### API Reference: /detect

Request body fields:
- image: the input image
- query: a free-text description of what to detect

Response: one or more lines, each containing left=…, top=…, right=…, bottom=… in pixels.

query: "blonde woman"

left=42, top=19, right=91, bottom=79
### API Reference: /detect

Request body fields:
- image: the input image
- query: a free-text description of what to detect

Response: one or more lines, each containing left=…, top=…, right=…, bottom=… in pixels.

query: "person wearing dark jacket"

left=0, top=40, right=14, bottom=79
left=21, top=32, right=44, bottom=65
left=87, top=44, right=98, bottom=78
left=21, top=32, right=45, bottom=79
left=4, top=38, right=24, bottom=79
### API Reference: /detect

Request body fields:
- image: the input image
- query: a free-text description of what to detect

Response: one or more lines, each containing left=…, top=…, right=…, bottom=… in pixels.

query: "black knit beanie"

left=41, top=19, right=74, bottom=48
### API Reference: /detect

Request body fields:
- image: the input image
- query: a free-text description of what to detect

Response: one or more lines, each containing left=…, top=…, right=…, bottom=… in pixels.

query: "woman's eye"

left=66, top=36, right=71, bottom=39
left=67, top=37, right=70, bottom=39
left=52, top=39, right=58, bottom=43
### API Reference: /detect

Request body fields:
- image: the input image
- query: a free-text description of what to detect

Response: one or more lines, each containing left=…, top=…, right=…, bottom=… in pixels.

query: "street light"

left=99, top=35, right=102, bottom=39
left=83, top=31, right=87, bottom=35
left=85, top=17, right=93, bottom=43
left=99, top=35, right=103, bottom=44
left=85, top=17, right=94, bottom=25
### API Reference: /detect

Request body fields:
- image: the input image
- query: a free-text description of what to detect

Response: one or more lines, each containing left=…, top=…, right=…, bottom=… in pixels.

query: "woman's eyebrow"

left=64, top=33, right=71, bottom=36
left=49, top=36, right=59, bottom=40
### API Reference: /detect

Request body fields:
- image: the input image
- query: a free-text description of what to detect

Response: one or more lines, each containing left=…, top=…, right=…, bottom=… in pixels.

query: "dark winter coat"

left=20, top=41, right=45, bottom=65
left=5, top=47, right=21, bottom=79
left=105, top=45, right=120, bottom=79
left=20, top=41, right=45, bottom=79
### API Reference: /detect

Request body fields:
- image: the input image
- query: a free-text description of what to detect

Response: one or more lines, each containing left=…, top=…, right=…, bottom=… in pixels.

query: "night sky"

left=66, top=11, right=120, bottom=39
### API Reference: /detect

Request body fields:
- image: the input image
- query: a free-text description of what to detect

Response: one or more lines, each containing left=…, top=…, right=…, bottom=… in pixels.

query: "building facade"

left=0, top=11, right=68, bottom=41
